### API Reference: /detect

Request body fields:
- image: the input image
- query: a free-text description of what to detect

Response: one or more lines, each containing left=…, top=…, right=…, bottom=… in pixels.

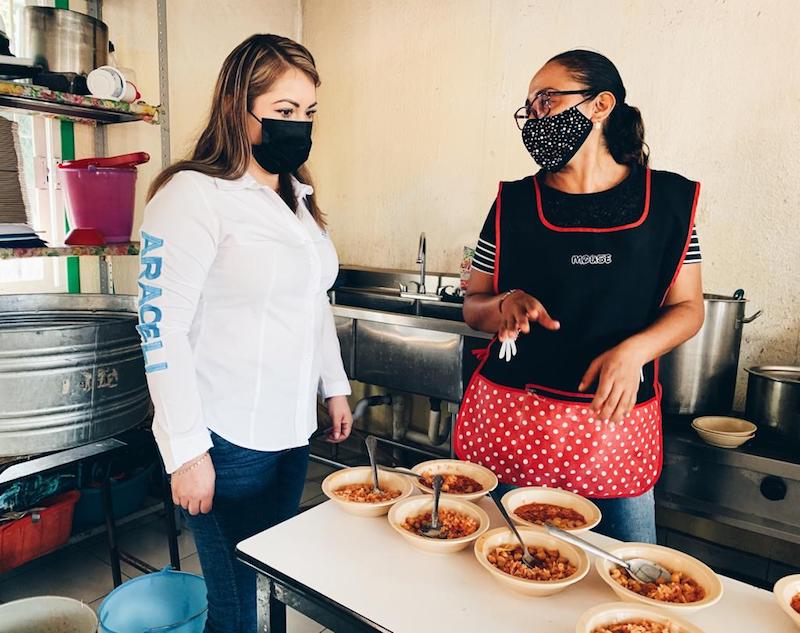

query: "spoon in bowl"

left=364, top=435, right=382, bottom=494
left=545, top=524, right=672, bottom=583
left=419, top=475, right=445, bottom=538
left=488, top=489, right=541, bottom=570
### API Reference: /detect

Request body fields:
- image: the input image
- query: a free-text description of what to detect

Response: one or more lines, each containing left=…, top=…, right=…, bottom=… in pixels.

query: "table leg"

left=101, top=466, right=122, bottom=587
left=257, top=575, right=287, bottom=633
left=161, top=465, right=181, bottom=570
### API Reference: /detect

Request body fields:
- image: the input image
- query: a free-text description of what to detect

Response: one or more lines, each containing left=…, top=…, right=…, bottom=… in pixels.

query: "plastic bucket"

left=98, top=567, right=207, bottom=633
left=60, top=166, right=137, bottom=243
left=0, top=596, right=98, bottom=633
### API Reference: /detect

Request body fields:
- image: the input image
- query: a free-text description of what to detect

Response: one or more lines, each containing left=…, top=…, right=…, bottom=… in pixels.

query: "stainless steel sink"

left=333, top=287, right=416, bottom=316
left=329, top=267, right=487, bottom=402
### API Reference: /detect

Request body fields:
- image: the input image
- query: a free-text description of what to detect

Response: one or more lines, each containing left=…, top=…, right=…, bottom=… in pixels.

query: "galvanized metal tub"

left=0, top=294, right=149, bottom=457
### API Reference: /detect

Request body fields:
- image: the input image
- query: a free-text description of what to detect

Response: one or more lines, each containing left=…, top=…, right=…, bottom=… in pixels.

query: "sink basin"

left=417, top=300, right=464, bottom=322
left=333, top=287, right=416, bottom=315
left=329, top=267, right=487, bottom=402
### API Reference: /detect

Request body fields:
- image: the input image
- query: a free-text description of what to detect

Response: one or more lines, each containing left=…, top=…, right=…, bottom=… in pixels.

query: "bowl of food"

left=473, top=526, right=590, bottom=597
left=595, top=543, right=723, bottom=613
left=575, top=601, right=705, bottom=633
left=773, top=573, right=800, bottom=629
left=387, top=495, right=490, bottom=554
left=501, top=486, right=602, bottom=533
left=411, top=459, right=498, bottom=501
left=322, top=466, right=414, bottom=517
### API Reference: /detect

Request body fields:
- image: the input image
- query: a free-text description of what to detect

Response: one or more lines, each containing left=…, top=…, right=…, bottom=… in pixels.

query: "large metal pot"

left=660, top=290, right=762, bottom=415
left=745, top=366, right=800, bottom=440
left=0, top=294, right=149, bottom=457
left=19, top=6, right=108, bottom=76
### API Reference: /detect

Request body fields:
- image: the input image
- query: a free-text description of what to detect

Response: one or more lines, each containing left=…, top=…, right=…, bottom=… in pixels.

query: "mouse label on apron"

left=456, top=168, right=700, bottom=498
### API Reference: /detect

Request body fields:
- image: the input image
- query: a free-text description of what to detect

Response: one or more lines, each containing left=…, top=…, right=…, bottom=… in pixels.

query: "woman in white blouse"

left=138, top=34, right=352, bottom=633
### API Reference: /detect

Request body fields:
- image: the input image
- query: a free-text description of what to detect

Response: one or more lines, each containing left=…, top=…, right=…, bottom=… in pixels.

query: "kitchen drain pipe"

left=352, top=394, right=393, bottom=422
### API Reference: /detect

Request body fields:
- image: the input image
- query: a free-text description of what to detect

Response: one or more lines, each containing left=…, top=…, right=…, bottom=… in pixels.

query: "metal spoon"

left=377, top=465, right=422, bottom=479
left=545, top=524, right=672, bottom=583
left=488, top=489, right=541, bottom=570
left=419, top=474, right=445, bottom=538
left=364, top=435, right=382, bottom=494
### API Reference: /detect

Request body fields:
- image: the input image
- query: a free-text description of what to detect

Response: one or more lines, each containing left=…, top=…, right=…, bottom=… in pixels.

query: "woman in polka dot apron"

left=455, top=50, right=705, bottom=543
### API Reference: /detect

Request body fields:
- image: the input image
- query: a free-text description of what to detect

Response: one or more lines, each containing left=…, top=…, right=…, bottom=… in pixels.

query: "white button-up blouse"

left=137, top=169, right=351, bottom=473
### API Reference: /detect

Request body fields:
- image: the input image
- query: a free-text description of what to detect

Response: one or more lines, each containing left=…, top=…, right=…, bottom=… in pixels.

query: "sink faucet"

left=416, top=232, right=427, bottom=295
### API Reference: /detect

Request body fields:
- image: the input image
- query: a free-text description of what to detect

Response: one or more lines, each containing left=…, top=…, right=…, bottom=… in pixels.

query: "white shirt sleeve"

left=137, top=172, right=219, bottom=473
left=318, top=293, right=352, bottom=400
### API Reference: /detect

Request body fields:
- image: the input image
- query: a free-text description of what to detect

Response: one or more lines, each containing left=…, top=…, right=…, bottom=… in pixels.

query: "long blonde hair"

left=148, top=34, right=325, bottom=227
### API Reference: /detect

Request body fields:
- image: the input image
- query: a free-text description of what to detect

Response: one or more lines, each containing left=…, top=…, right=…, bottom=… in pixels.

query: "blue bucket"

left=98, top=567, right=207, bottom=633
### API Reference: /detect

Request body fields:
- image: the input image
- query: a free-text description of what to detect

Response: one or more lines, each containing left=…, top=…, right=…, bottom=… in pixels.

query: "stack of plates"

left=0, top=223, right=46, bottom=249
left=692, top=416, right=757, bottom=448
left=0, top=116, right=31, bottom=225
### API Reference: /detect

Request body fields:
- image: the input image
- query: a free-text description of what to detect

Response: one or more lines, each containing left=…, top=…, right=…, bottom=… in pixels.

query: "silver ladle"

left=545, top=524, right=672, bottom=583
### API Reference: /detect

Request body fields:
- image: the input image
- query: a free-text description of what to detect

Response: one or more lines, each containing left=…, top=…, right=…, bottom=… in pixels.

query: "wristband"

left=498, top=289, right=518, bottom=314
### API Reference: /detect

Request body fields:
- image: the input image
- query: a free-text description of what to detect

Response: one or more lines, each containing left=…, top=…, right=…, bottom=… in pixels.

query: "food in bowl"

left=792, top=592, right=800, bottom=614
left=418, top=471, right=483, bottom=494
left=591, top=621, right=680, bottom=633
left=513, top=501, right=587, bottom=529
left=610, top=566, right=706, bottom=603
left=333, top=483, right=401, bottom=503
left=487, top=544, right=577, bottom=581
left=402, top=508, right=478, bottom=539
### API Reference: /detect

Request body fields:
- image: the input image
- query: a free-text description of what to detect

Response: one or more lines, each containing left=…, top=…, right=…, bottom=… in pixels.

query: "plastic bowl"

left=387, top=495, right=490, bottom=555
left=322, top=466, right=414, bottom=517
left=595, top=542, right=723, bottom=613
left=575, top=601, right=705, bottom=633
left=410, top=459, right=498, bottom=501
left=692, top=416, right=757, bottom=436
left=501, top=486, right=601, bottom=533
left=692, top=427, right=754, bottom=449
left=773, top=574, right=800, bottom=629
left=473, top=526, right=590, bottom=597
left=0, top=596, right=98, bottom=633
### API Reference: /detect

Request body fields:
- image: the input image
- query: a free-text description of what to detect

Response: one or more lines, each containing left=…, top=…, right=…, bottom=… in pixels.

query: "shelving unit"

left=0, top=1, right=176, bottom=587
left=0, top=0, right=170, bottom=294
left=0, top=80, right=159, bottom=125
left=0, top=241, right=140, bottom=260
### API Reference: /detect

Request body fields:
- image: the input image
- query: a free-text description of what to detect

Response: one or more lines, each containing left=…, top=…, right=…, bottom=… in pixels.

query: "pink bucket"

left=59, top=166, right=137, bottom=244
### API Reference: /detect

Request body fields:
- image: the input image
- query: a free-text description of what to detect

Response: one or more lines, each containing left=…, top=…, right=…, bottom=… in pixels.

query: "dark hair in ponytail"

left=548, top=49, right=649, bottom=167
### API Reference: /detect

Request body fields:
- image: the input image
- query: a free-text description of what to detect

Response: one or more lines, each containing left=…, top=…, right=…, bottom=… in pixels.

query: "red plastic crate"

left=0, top=490, right=81, bottom=573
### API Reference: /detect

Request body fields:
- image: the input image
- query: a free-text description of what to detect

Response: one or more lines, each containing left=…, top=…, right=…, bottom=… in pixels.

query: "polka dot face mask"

left=521, top=104, right=594, bottom=172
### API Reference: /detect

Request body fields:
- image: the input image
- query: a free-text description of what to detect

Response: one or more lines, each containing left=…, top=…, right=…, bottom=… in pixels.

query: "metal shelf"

left=0, top=81, right=159, bottom=125
left=0, top=241, right=140, bottom=260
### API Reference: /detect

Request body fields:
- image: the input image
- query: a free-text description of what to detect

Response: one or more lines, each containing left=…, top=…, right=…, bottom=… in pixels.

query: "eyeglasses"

left=513, top=89, right=593, bottom=129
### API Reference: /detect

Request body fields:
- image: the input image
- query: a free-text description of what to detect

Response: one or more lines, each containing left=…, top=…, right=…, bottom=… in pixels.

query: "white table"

left=237, top=498, right=795, bottom=633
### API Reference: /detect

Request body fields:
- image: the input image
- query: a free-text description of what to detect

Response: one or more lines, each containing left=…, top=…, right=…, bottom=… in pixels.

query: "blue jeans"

left=495, top=483, right=657, bottom=543
left=182, top=431, right=309, bottom=633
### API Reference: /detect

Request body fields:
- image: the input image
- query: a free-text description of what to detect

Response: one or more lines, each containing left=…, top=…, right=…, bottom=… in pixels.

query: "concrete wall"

left=302, top=0, right=800, bottom=406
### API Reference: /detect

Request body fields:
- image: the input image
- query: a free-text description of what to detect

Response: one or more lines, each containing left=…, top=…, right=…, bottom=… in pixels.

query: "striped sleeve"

left=471, top=203, right=497, bottom=275
left=683, top=226, right=702, bottom=264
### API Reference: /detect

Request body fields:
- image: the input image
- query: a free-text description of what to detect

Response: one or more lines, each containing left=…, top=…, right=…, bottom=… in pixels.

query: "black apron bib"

left=479, top=168, right=699, bottom=403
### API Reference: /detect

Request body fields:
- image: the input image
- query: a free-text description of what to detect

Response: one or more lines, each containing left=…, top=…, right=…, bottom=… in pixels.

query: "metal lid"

left=746, top=365, right=800, bottom=384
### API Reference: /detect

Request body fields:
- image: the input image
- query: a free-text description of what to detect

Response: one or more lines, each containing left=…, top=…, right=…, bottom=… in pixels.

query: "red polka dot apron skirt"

left=455, top=168, right=700, bottom=499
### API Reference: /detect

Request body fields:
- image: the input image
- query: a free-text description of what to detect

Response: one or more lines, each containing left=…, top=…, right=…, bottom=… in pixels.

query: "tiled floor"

left=0, top=459, right=337, bottom=632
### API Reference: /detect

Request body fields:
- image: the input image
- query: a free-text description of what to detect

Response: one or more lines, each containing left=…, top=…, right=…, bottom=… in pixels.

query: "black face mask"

left=250, top=112, right=313, bottom=174
left=521, top=104, right=593, bottom=172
